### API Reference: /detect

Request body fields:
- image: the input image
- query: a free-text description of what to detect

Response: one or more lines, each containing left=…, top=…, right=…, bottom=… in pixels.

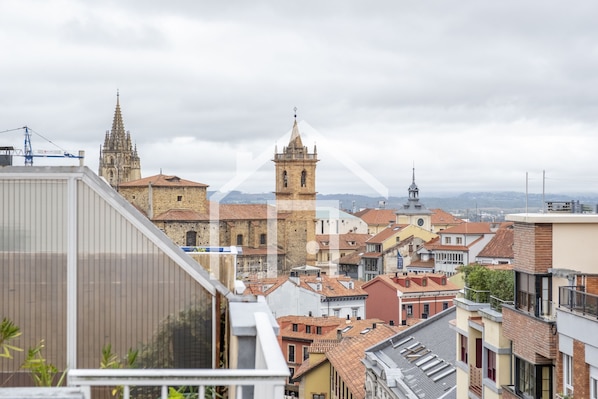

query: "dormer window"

left=441, top=277, right=446, bottom=285
left=422, top=278, right=427, bottom=287
left=405, top=279, right=410, bottom=288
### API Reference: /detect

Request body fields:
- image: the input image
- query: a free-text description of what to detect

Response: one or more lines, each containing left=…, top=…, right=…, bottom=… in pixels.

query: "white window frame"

left=591, top=366, right=598, bottom=399
left=563, top=353, right=573, bottom=395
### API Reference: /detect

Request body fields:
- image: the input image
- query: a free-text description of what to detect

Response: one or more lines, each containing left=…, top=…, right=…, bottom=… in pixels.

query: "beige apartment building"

left=454, top=205, right=598, bottom=399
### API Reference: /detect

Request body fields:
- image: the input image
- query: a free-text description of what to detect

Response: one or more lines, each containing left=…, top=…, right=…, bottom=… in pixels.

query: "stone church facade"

left=109, top=108, right=317, bottom=278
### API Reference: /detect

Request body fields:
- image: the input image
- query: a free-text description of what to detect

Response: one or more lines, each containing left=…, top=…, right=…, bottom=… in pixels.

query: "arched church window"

left=301, top=170, right=307, bottom=187
left=186, top=231, right=197, bottom=246
left=236, top=234, right=243, bottom=246
left=283, top=171, right=288, bottom=188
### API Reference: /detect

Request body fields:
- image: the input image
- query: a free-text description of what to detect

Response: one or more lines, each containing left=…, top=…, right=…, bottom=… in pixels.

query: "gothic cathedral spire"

left=99, top=92, right=142, bottom=189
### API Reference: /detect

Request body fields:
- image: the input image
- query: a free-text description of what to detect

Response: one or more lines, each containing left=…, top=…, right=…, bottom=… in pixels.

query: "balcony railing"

left=559, top=285, right=598, bottom=318
left=4, top=312, right=288, bottom=399
left=489, top=295, right=514, bottom=312
left=463, top=287, right=491, bottom=304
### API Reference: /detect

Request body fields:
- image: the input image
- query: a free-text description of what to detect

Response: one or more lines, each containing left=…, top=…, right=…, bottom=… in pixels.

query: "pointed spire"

left=412, top=165, right=416, bottom=184
left=288, top=107, right=303, bottom=148
left=409, top=164, right=419, bottom=200
left=111, top=90, right=126, bottom=146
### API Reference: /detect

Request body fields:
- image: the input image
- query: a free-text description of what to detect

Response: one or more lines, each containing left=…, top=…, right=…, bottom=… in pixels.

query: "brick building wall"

left=502, top=307, right=556, bottom=362
left=585, top=275, right=598, bottom=295
left=513, top=222, right=552, bottom=273
left=573, top=339, right=589, bottom=398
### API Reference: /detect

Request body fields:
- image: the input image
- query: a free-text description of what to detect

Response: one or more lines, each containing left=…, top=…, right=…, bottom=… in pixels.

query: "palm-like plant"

left=0, top=317, right=23, bottom=359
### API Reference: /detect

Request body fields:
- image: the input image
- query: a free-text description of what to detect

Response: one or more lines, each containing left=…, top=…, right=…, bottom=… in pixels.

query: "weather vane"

left=294, top=107, right=297, bottom=119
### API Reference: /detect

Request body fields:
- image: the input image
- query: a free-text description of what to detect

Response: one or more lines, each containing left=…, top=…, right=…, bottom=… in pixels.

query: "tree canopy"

left=460, top=264, right=514, bottom=302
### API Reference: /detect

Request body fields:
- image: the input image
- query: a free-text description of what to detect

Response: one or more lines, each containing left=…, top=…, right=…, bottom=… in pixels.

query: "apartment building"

left=453, top=284, right=513, bottom=398
left=362, top=272, right=459, bottom=326
left=500, top=212, right=598, bottom=399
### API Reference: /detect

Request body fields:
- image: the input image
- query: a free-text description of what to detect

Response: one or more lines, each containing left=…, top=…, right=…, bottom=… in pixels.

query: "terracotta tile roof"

left=119, top=174, right=208, bottom=187
left=299, top=274, right=368, bottom=298
left=243, top=274, right=368, bottom=299
left=430, top=208, right=465, bottom=225
left=319, top=318, right=395, bottom=340
left=327, top=325, right=400, bottom=399
left=477, top=224, right=514, bottom=259
left=353, top=208, right=397, bottom=226
left=292, top=352, right=330, bottom=380
left=366, top=224, right=408, bottom=244
left=315, top=233, right=370, bottom=250
left=338, top=250, right=364, bottom=265
left=241, top=277, right=285, bottom=296
left=362, top=273, right=460, bottom=295
left=219, top=203, right=275, bottom=220
left=440, top=221, right=510, bottom=235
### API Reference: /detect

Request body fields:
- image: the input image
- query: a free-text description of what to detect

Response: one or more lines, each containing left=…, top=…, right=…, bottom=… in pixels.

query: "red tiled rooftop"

left=353, top=208, right=397, bottom=226
left=366, top=224, right=408, bottom=244
left=430, top=208, right=465, bottom=225
left=119, top=174, right=208, bottom=187
left=477, top=224, right=514, bottom=259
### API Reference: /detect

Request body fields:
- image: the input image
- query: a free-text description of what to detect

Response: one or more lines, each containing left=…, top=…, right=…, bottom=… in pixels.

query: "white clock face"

left=417, top=218, right=424, bottom=226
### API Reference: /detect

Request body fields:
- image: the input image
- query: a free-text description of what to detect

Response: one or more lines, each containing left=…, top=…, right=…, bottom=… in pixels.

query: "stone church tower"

left=273, top=115, right=318, bottom=272
left=98, top=92, right=141, bottom=189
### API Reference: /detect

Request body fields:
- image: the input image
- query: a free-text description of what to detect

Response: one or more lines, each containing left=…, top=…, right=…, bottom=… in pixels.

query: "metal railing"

left=65, top=312, right=288, bottom=399
left=489, top=295, right=514, bottom=312
left=463, top=287, right=491, bottom=304
left=559, top=285, right=598, bottom=318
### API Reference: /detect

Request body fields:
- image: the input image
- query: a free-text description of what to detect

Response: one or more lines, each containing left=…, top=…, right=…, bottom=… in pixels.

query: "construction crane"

left=0, top=126, right=84, bottom=166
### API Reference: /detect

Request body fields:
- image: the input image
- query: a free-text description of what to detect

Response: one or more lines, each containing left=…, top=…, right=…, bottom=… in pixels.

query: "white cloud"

left=2, top=0, right=598, bottom=196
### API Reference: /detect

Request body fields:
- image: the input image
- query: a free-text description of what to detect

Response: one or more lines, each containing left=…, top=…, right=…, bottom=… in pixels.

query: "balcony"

left=1, top=311, right=288, bottom=399
left=469, top=364, right=482, bottom=398
left=558, top=286, right=598, bottom=318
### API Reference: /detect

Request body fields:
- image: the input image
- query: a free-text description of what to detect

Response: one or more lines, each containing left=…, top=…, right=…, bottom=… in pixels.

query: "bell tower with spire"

left=396, top=167, right=432, bottom=230
left=273, top=110, right=319, bottom=272
left=98, top=91, right=142, bottom=189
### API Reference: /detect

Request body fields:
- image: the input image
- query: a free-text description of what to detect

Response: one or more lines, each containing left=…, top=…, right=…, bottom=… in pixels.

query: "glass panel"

left=0, top=179, right=68, bottom=384
left=77, top=182, right=213, bottom=369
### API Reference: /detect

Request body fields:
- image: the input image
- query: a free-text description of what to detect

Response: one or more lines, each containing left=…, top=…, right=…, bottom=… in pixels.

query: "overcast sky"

left=2, top=1, right=598, bottom=197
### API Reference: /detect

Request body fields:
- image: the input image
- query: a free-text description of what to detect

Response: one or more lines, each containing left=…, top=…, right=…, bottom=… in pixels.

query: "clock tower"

left=396, top=167, right=432, bottom=230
